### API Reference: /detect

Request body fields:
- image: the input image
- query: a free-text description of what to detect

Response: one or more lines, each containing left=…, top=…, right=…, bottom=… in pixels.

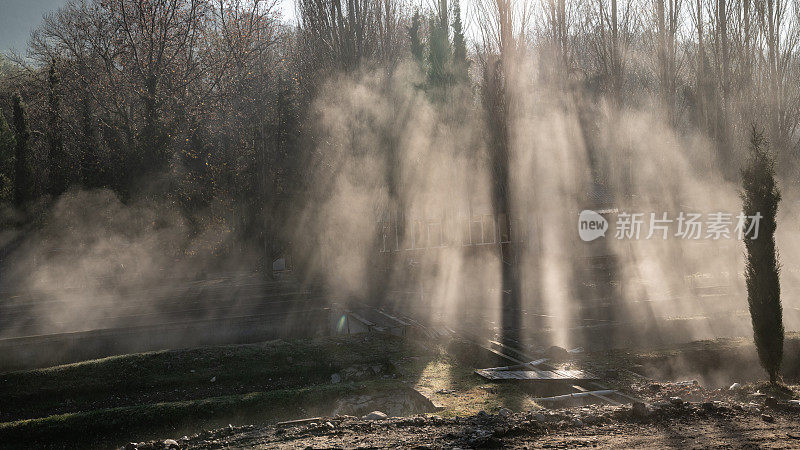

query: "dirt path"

left=143, top=404, right=800, bottom=449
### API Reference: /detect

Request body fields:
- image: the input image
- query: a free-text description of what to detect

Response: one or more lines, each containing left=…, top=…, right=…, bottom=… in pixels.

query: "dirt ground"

left=137, top=403, right=800, bottom=449
left=126, top=334, right=800, bottom=449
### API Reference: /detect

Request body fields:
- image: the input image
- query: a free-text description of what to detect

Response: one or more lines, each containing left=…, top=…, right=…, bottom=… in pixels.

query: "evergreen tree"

left=12, top=93, right=32, bottom=207
left=426, top=0, right=452, bottom=89
left=408, top=11, right=425, bottom=66
left=741, top=126, right=783, bottom=384
left=47, top=62, right=69, bottom=195
left=0, top=108, right=15, bottom=203
left=79, top=95, right=102, bottom=189
left=451, top=0, right=469, bottom=82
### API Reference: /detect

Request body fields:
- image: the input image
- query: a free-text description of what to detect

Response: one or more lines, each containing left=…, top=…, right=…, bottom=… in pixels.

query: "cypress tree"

left=408, top=11, right=425, bottom=66
left=426, top=0, right=452, bottom=89
left=451, top=0, right=469, bottom=82
left=79, top=95, right=102, bottom=188
left=0, top=108, right=15, bottom=203
left=741, top=126, right=783, bottom=384
left=12, top=93, right=31, bottom=207
left=47, top=62, right=69, bottom=195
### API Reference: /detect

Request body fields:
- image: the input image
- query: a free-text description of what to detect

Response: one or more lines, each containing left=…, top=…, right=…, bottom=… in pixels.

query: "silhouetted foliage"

left=451, top=0, right=469, bottom=82
left=47, top=62, right=69, bottom=196
left=12, top=93, right=31, bottom=207
left=408, top=11, right=425, bottom=66
left=741, top=126, right=783, bottom=384
left=0, top=108, right=15, bottom=203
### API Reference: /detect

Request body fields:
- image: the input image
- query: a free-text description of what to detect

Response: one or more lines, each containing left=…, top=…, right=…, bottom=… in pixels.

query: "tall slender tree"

left=79, top=94, right=102, bottom=189
left=741, top=126, right=783, bottom=384
left=409, top=10, right=425, bottom=66
left=47, top=62, right=68, bottom=195
left=12, top=93, right=32, bottom=207
left=452, top=0, right=469, bottom=81
left=0, top=108, right=15, bottom=203
left=427, top=0, right=452, bottom=89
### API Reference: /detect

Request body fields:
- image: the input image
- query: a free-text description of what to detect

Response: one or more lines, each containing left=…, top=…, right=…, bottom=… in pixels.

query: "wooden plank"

left=571, top=384, right=623, bottom=406
left=585, top=381, right=646, bottom=404
left=475, top=367, right=597, bottom=381
left=532, top=390, right=617, bottom=403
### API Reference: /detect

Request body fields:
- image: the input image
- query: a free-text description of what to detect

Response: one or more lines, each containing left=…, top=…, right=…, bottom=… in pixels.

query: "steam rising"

left=293, top=56, right=800, bottom=349
left=2, top=48, right=799, bottom=353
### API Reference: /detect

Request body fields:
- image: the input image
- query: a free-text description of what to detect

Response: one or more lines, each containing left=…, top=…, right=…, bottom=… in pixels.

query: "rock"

left=649, top=383, right=662, bottom=392
left=762, top=414, right=775, bottom=423
left=124, top=443, right=138, bottom=450
left=163, top=439, right=180, bottom=449
left=543, top=346, right=569, bottom=361
left=583, top=414, right=601, bottom=424
left=744, top=402, right=761, bottom=414
left=498, top=407, right=512, bottom=417
left=477, top=410, right=490, bottom=419
left=209, top=376, right=216, bottom=383
left=331, top=373, right=341, bottom=384
left=324, top=421, right=335, bottom=429
left=572, top=419, right=584, bottom=427
left=669, top=397, right=684, bottom=406
left=729, top=382, right=741, bottom=391
left=533, top=413, right=547, bottom=422
left=631, top=402, right=651, bottom=418
left=363, top=411, right=388, bottom=420
left=765, top=396, right=778, bottom=409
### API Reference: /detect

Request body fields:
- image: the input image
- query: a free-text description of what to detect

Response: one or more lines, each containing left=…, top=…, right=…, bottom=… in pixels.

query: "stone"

left=669, top=397, right=684, bottom=406
left=163, top=439, right=180, bottom=449
left=124, top=444, right=138, bottom=450
left=542, top=346, right=569, bottom=361
left=582, top=415, right=601, bottom=424
left=498, top=407, right=512, bottom=417
left=533, top=413, right=547, bottom=422
left=729, top=382, right=741, bottom=391
left=363, top=411, right=388, bottom=420
left=765, top=396, right=778, bottom=409
left=762, top=414, right=775, bottom=423
left=331, top=373, right=341, bottom=384
left=631, top=402, right=651, bottom=418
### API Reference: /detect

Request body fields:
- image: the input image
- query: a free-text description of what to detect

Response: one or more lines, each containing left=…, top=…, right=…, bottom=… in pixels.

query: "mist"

left=1, top=0, right=799, bottom=363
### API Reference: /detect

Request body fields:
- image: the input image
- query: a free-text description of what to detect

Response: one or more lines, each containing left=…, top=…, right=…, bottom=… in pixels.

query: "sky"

left=0, top=0, right=67, bottom=54
left=0, top=0, right=483, bottom=56
left=0, top=0, right=299, bottom=55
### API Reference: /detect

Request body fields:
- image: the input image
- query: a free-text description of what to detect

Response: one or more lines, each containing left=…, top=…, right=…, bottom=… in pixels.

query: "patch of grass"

left=0, top=333, right=423, bottom=423
left=0, top=380, right=405, bottom=449
left=409, top=341, right=540, bottom=417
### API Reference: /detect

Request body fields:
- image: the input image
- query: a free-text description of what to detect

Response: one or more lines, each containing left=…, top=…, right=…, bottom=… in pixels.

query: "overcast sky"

left=0, top=0, right=299, bottom=55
